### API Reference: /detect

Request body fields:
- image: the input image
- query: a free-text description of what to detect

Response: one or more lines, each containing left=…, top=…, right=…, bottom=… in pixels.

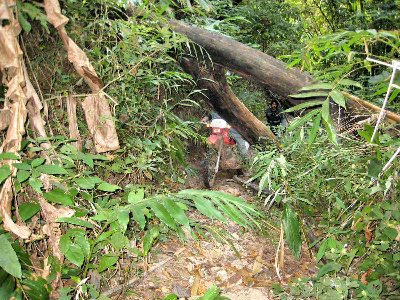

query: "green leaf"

left=13, top=162, right=31, bottom=171
left=0, top=235, right=22, bottom=278
left=337, top=79, right=362, bottom=88
left=29, top=177, right=43, bottom=193
left=0, top=165, right=11, bottom=185
left=323, top=116, right=338, bottom=145
left=31, top=157, right=45, bottom=168
left=19, top=202, right=41, bottom=222
left=307, top=113, right=321, bottom=144
left=282, top=204, right=301, bottom=259
left=109, top=232, right=129, bottom=251
left=0, top=270, right=15, bottom=300
left=77, top=152, right=94, bottom=168
left=74, top=177, right=102, bottom=189
left=149, top=202, right=177, bottom=230
left=98, top=255, right=119, bottom=273
left=97, top=182, right=121, bottom=192
left=16, top=170, right=31, bottom=183
left=36, top=164, right=68, bottom=175
left=0, top=152, right=20, bottom=160
left=163, top=198, right=190, bottom=228
left=60, top=240, right=85, bottom=267
left=300, top=83, right=333, bottom=91
left=143, top=226, right=160, bottom=256
left=18, top=11, right=32, bottom=32
left=128, top=188, right=145, bottom=204
left=329, top=90, right=346, bottom=108
left=289, top=91, right=329, bottom=99
left=283, top=100, right=324, bottom=113
left=56, top=217, right=94, bottom=229
left=43, top=189, right=74, bottom=206
left=189, top=195, right=226, bottom=223
left=130, top=206, right=147, bottom=229
left=287, top=109, right=320, bottom=131
left=316, top=239, right=328, bottom=262
left=163, top=294, right=178, bottom=300
left=317, top=262, right=342, bottom=278
left=321, top=99, right=330, bottom=122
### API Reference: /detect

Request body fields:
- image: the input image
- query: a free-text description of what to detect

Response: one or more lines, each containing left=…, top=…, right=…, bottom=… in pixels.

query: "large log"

left=169, top=19, right=313, bottom=107
left=169, top=20, right=400, bottom=123
left=180, top=57, right=276, bottom=144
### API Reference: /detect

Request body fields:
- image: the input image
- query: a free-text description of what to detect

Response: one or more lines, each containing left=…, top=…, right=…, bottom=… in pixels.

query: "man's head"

left=271, top=100, right=278, bottom=110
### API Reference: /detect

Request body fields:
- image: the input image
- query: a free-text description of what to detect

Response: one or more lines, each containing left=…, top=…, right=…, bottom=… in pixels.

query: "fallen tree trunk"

left=170, top=20, right=400, bottom=124
left=180, top=57, right=276, bottom=143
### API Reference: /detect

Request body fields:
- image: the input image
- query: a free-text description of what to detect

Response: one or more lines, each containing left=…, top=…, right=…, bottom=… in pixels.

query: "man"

left=265, top=100, right=284, bottom=135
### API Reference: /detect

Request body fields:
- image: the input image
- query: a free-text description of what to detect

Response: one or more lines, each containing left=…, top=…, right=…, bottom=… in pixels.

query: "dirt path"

left=118, top=168, right=316, bottom=300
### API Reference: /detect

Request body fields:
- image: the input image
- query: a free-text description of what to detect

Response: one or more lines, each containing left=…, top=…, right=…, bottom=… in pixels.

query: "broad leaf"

left=98, top=255, right=119, bottom=272
left=282, top=204, right=301, bottom=259
left=19, top=202, right=41, bottom=222
left=36, top=164, right=68, bottom=175
left=149, top=202, right=177, bottom=230
left=0, top=235, right=22, bottom=278
left=43, top=189, right=74, bottom=206
left=16, top=170, right=30, bottom=183
left=0, top=165, right=11, bottom=185
left=330, top=90, right=346, bottom=108
left=97, top=182, right=121, bottom=192
left=74, top=177, right=102, bottom=189
left=143, top=226, right=160, bottom=256
left=317, top=262, right=342, bottom=278
left=128, top=188, right=145, bottom=204
left=29, top=177, right=43, bottom=193
left=0, top=152, right=20, bottom=160
left=300, top=83, right=333, bottom=91
left=56, top=217, right=94, bottom=229
left=163, top=198, right=190, bottom=228
left=0, top=270, right=15, bottom=299
left=337, top=79, right=362, bottom=88
left=31, top=157, right=45, bottom=168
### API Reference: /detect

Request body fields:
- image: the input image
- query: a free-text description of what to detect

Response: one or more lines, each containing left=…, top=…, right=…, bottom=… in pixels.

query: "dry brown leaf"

left=251, top=246, right=264, bottom=276
left=82, top=93, right=119, bottom=153
left=43, top=0, right=68, bottom=29
left=43, top=0, right=119, bottom=152
left=361, top=269, right=373, bottom=285
left=0, top=108, right=11, bottom=130
left=38, top=196, right=74, bottom=293
left=365, top=224, right=373, bottom=245
left=190, top=269, right=202, bottom=296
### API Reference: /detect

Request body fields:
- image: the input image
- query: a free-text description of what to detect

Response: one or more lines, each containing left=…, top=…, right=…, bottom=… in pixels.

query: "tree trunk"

left=170, top=20, right=400, bottom=123
left=169, top=19, right=314, bottom=107
left=180, top=57, right=276, bottom=144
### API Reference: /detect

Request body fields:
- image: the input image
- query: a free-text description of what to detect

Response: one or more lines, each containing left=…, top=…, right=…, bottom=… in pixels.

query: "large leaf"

left=36, top=164, right=68, bottom=175
left=317, top=262, right=342, bottom=278
left=74, top=176, right=102, bottom=190
left=19, top=202, right=41, bottom=222
left=329, top=90, right=346, bottom=108
left=283, top=100, right=324, bottom=113
left=149, top=202, right=177, bottom=230
left=0, top=165, right=11, bottom=185
left=16, top=170, right=31, bottom=183
left=299, top=83, right=333, bottom=91
left=0, top=152, right=20, bottom=160
left=0, top=235, right=22, bottom=278
left=289, top=91, right=329, bottom=99
left=287, top=109, right=320, bottom=131
left=98, top=255, right=119, bottom=273
left=43, top=189, right=74, bottom=206
left=163, top=198, right=190, bottom=229
left=282, top=204, right=301, bottom=259
left=97, top=182, right=121, bottom=192
left=143, top=226, right=160, bottom=256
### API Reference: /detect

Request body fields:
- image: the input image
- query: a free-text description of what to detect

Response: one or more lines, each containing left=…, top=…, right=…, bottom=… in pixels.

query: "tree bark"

left=180, top=57, right=276, bottom=144
left=170, top=20, right=400, bottom=123
left=169, top=19, right=314, bottom=107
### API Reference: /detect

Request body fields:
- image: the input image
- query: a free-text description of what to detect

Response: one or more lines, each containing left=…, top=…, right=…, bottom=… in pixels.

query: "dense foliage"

left=0, top=0, right=399, bottom=299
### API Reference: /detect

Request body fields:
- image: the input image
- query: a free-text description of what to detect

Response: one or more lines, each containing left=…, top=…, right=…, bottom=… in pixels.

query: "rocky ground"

left=113, top=167, right=317, bottom=300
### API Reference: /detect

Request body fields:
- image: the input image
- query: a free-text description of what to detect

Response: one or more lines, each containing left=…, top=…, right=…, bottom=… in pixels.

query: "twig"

left=101, top=247, right=186, bottom=298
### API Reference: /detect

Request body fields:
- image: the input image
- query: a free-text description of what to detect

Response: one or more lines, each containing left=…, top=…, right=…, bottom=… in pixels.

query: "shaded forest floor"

left=109, top=162, right=317, bottom=300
